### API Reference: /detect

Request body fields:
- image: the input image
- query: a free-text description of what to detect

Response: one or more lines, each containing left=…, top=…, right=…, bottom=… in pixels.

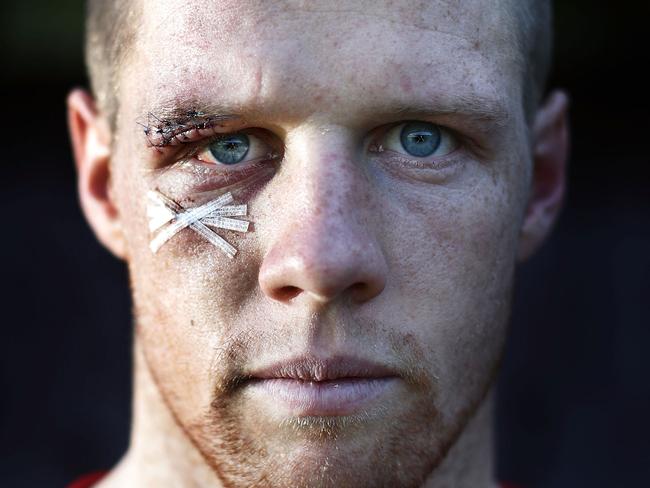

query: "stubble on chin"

left=138, top=311, right=500, bottom=488
left=175, top=338, right=475, bottom=488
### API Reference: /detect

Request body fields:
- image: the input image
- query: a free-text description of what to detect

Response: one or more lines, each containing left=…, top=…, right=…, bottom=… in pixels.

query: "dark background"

left=1, top=2, right=648, bottom=487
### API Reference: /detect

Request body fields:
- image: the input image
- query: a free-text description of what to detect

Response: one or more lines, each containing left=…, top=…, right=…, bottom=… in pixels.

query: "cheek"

left=112, top=146, right=265, bottom=420
left=375, top=168, right=522, bottom=413
left=128, top=237, right=264, bottom=420
left=383, top=165, right=521, bottom=304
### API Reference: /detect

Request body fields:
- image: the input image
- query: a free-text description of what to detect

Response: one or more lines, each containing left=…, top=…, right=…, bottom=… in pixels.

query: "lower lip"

left=247, top=377, right=397, bottom=416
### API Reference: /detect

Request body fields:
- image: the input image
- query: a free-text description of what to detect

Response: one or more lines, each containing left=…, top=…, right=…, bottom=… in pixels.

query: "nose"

left=258, top=132, right=387, bottom=306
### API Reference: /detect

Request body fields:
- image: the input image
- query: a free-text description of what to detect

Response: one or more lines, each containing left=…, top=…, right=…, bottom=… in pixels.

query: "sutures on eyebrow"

left=137, top=110, right=239, bottom=148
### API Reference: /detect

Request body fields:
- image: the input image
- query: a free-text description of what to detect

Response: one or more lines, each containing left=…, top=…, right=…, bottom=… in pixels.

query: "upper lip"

left=250, top=355, right=399, bottom=382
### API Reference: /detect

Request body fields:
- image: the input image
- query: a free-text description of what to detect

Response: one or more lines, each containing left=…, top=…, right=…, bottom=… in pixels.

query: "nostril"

left=258, top=232, right=388, bottom=305
left=348, top=281, right=373, bottom=302
left=351, top=272, right=387, bottom=302
left=275, top=286, right=302, bottom=302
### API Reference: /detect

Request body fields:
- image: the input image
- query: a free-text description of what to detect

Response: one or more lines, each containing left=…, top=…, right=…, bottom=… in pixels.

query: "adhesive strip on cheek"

left=201, top=216, right=250, bottom=232
left=146, top=190, right=251, bottom=258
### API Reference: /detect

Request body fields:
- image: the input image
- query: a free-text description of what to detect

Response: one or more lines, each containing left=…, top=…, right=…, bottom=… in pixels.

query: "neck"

left=100, top=338, right=497, bottom=488
left=423, top=391, right=498, bottom=487
left=99, top=339, right=222, bottom=487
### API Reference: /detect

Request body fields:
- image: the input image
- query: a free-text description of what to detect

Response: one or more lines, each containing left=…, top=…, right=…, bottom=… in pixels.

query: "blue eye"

left=208, top=133, right=250, bottom=165
left=378, top=121, right=458, bottom=160
left=399, top=122, right=441, bottom=157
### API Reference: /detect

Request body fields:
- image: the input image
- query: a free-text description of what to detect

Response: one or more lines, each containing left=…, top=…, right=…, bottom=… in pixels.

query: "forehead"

left=129, top=0, right=522, bottom=122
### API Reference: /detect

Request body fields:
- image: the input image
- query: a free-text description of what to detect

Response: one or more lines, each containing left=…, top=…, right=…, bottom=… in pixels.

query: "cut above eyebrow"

left=141, top=104, right=243, bottom=124
left=137, top=106, right=242, bottom=131
left=136, top=102, right=246, bottom=147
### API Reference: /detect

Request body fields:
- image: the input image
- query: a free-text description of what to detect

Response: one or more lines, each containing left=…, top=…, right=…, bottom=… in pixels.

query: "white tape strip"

left=187, top=220, right=238, bottom=258
left=202, top=216, right=250, bottom=232
left=208, top=204, right=248, bottom=217
left=147, top=190, right=250, bottom=258
left=147, top=192, right=176, bottom=232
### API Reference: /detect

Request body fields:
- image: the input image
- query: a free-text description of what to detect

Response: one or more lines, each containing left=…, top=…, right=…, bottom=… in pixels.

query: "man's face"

left=111, top=0, right=530, bottom=486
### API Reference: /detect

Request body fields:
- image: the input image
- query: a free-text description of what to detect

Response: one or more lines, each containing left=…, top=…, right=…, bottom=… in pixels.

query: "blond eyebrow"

left=135, top=100, right=247, bottom=147
left=138, top=93, right=511, bottom=137
left=137, top=103, right=243, bottom=130
left=387, top=96, right=512, bottom=127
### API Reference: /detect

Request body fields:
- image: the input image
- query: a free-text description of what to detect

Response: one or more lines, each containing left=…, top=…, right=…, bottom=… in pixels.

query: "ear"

left=517, top=89, right=570, bottom=261
left=67, top=89, right=127, bottom=260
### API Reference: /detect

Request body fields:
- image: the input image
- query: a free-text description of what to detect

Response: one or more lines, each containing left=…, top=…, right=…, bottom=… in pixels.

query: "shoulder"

left=67, top=471, right=107, bottom=488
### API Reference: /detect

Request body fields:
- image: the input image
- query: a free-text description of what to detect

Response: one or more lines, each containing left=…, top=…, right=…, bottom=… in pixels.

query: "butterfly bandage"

left=147, top=190, right=250, bottom=258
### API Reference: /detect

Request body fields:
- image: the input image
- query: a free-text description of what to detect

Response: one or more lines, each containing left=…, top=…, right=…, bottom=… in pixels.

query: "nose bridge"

left=258, top=125, right=387, bottom=305
left=294, top=127, right=363, bottom=240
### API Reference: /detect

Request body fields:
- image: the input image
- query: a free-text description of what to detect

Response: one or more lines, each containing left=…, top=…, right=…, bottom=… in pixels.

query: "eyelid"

left=154, top=127, right=283, bottom=169
left=142, top=115, right=244, bottom=149
left=195, top=132, right=279, bottom=166
left=146, top=129, right=282, bottom=203
left=410, top=116, right=500, bottom=161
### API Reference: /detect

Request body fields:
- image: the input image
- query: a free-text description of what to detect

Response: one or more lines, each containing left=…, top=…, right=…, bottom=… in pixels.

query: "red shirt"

left=67, top=472, right=107, bottom=488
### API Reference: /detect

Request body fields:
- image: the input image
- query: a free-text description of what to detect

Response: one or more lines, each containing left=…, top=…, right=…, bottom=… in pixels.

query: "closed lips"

left=245, top=355, right=400, bottom=416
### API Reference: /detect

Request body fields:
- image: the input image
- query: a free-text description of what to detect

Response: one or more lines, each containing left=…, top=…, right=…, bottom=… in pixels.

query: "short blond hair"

left=85, top=0, right=139, bottom=126
left=85, top=0, right=553, bottom=127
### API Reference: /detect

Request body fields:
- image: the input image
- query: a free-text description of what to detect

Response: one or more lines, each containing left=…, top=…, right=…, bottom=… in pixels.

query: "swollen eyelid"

left=144, top=123, right=236, bottom=148
left=140, top=113, right=244, bottom=149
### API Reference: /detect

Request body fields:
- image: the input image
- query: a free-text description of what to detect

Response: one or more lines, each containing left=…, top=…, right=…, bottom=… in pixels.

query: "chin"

left=187, top=385, right=451, bottom=488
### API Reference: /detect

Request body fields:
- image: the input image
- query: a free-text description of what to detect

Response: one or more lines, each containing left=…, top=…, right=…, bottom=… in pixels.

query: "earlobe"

left=67, top=89, right=127, bottom=260
left=517, top=89, right=570, bottom=262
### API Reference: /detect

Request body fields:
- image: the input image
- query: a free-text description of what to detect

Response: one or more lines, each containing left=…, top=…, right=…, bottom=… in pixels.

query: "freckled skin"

left=86, top=1, right=558, bottom=487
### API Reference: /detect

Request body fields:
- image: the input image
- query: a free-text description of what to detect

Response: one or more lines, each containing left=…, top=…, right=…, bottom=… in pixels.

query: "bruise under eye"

left=196, top=132, right=276, bottom=166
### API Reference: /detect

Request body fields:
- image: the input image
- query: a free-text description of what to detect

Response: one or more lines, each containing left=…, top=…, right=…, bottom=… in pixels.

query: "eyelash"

left=154, top=127, right=281, bottom=170
left=370, top=123, right=460, bottom=158
left=151, top=120, right=467, bottom=174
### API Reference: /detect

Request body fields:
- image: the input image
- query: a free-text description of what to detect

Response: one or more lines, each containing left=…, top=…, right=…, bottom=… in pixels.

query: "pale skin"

left=68, top=0, right=569, bottom=486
